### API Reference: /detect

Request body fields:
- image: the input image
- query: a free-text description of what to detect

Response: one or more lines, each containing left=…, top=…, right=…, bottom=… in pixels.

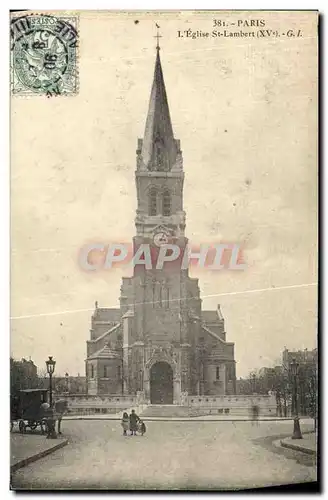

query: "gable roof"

left=93, top=308, right=121, bottom=322
left=202, top=310, right=219, bottom=323
left=88, top=322, right=121, bottom=344
left=87, top=343, right=121, bottom=361
left=201, top=324, right=234, bottom=347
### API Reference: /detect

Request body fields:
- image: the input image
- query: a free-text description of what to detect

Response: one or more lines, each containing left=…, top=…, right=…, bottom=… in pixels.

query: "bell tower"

left=134, top=45, right=186, bottom=242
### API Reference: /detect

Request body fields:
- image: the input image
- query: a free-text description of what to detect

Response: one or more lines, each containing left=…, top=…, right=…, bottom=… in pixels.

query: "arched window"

left=90, top=365, right=94, bottom=379
left=163, top=189, right=171, bottom=216
left=148, top=187, right=157, bottom=216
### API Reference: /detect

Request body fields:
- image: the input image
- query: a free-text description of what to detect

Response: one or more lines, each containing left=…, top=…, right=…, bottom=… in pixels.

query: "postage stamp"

left=10, top=14, right=78, bottom=97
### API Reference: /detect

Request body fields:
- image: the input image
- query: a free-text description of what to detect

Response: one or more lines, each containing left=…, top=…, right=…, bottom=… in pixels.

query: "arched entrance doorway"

left=150, top=362, right=173, bottom=404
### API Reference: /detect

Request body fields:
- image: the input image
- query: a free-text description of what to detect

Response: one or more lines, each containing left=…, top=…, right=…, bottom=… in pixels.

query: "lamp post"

left=46, top=356, right=56, bottom=406
left=313, top=365, right=318, bottom=432
left=250, top=372, right=256, bottom=394
left=45, top=356, right=57, bottom=439
left=290, top=357, right=302, bottom=440
left=121, top=355, right=124, bottom=395
left=182, top=368, right=188, bottom=393
left=65, top=372, right=69, bottom=394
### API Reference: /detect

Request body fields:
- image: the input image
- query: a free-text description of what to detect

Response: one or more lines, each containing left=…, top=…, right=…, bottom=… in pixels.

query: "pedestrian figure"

left=121, top=412, right=129, bottom=436
left=129, top=409, right=140, bottom=436
left=138, top=419, right=146, bottom=436
left=252, top=404, right=260, bottom=426
left=42, top=404, right=56, bottom=439
left=40, top=401, right=50, bottom=435
left=54, top=399, right=68, bottom=435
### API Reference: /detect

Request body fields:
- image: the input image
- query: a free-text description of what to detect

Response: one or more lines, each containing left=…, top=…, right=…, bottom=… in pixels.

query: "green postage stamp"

left=10, top=14, right=78, bottom=96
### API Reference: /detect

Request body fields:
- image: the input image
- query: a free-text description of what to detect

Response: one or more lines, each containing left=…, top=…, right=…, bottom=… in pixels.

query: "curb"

left=63, top=416, right=296, bottom=422
left=280, top=439, right=316, bottom=456
left=10, top=439, right=69, bottom=473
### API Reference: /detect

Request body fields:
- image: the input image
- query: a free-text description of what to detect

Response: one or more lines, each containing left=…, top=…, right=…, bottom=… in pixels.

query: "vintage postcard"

left=10, top=10, right=318, bottom=491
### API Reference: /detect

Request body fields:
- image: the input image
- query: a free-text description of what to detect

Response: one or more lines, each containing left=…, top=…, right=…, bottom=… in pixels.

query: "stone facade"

left=86, top=47, right=236, bottom=403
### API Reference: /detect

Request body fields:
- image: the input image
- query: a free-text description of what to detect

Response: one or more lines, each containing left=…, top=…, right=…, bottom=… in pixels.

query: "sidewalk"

left=10, top=433, right=68, bottom=473
left=63, top=412, right=314, bottom=423
left=280, top=432, right=317, bottom=456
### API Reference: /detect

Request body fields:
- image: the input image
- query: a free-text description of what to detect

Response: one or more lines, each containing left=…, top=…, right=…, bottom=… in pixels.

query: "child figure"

left=138, top=419, right=146, bottom=436
left=121, top=412, right=129, bottom=436
left=129, top=409, right=140, bottom=436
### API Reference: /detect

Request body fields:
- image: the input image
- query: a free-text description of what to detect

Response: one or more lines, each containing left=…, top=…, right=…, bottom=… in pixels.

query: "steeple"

left=134, top=42, right=185, bottom=238
left=141, top=47, right=177, bottom=172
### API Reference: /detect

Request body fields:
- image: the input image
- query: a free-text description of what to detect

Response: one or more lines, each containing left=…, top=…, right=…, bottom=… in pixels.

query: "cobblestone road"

left=11, top=419, right=317, bottom=490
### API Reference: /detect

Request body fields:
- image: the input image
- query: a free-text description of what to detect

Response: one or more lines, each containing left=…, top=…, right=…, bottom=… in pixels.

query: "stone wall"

left=58, top=394, right=137, bottom=415
left=57, top=393, right=278, bottom=417
left=187, top=394, right=277, bottom=416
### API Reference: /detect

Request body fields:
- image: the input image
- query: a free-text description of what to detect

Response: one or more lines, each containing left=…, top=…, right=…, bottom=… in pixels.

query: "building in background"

left=282, top=347, right=318, bottom=369
left=10, top=357, right=38, bottom=395
left=37, top=374, right=87, bottom=395
left=85, top=46, right=236, bottom=402
left=57, top=375, right=87, bottom=394
left=237, top=347, right=318, bottom=417
left=282, top=347, right=318, bottom=417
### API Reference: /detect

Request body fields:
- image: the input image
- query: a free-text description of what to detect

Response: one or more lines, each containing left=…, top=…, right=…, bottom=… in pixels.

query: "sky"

left=11, top=11, right=318, bottom=378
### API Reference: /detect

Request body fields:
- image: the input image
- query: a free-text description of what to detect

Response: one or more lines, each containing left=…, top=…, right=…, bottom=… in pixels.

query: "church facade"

left=86, top=47, right=236, bottom=403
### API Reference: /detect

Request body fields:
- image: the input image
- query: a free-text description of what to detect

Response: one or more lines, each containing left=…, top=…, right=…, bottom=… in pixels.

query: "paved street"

left=11, top=419, right=317, bottom=490
left=11, top=433, right=68, bottom=470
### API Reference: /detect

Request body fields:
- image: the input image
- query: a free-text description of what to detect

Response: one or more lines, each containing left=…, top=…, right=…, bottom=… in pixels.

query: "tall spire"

left=141, top=46, right=177, bottom=171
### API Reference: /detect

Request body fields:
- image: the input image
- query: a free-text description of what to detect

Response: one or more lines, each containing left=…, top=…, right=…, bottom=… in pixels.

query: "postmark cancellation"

left=10, top=14, right=79, bottom=97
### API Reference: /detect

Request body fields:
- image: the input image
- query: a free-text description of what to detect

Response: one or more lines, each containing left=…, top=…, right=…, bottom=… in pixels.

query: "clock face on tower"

left=153, top=232, right=169, bottom=247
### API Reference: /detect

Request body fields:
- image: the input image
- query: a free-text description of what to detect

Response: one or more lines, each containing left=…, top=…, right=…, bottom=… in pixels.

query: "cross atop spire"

left=154, top=24, right=162, bottom=51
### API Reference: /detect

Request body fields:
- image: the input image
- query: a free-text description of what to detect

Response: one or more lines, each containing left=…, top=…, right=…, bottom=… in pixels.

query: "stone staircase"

left=140, top=405, right=189, bottom=418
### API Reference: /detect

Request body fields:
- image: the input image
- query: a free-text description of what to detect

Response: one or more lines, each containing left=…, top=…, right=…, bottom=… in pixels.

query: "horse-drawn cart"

left=10, top=389, right=49, bottom=434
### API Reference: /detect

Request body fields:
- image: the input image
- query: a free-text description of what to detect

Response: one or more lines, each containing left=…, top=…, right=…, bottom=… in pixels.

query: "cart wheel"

left=19, top=420, right=26, bottom=434
left=28, top=420, right=37, bottom=430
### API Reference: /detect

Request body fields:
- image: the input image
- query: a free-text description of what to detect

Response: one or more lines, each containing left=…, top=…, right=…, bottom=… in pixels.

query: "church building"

left=86, top=44, right=236, bottom=403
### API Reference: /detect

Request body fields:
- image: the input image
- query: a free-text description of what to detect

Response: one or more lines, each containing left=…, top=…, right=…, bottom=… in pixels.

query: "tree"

left=307, top=365, right=318, bottom=431
left=240, top=356, right=318, bottom=419
left=298, top=363, right=318, bottom=423
left=10, top=357, right=38, bottom=396
left=271, top=367, right=292, bottom=417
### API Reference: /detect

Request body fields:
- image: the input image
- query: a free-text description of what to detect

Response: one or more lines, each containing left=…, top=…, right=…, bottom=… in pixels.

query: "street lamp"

left=250, top=372, right=256, bottom=394
left=182, top=368, right=188, bottom=392
left=65, top=372, right=69, bottom=394
left=121, top=356, right=124, bottom=395
left=290, top=357, right=302, bottom=440
left=46, top=356, right=56, bottom=406
left=45, top=356, right=57, bottom=439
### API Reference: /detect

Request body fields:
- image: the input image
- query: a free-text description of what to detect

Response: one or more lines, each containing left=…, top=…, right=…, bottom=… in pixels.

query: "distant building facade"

left=85, top=47, right=236, bottom=403
left=10, top=357, right=38, bottom=394
left=53, top=375, right=87, bottom=394
left=282, top=347, right=318, bottom=416
left=282, top=348, right=318, bottom=370
left=238, top=348, right=318, bottom=415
